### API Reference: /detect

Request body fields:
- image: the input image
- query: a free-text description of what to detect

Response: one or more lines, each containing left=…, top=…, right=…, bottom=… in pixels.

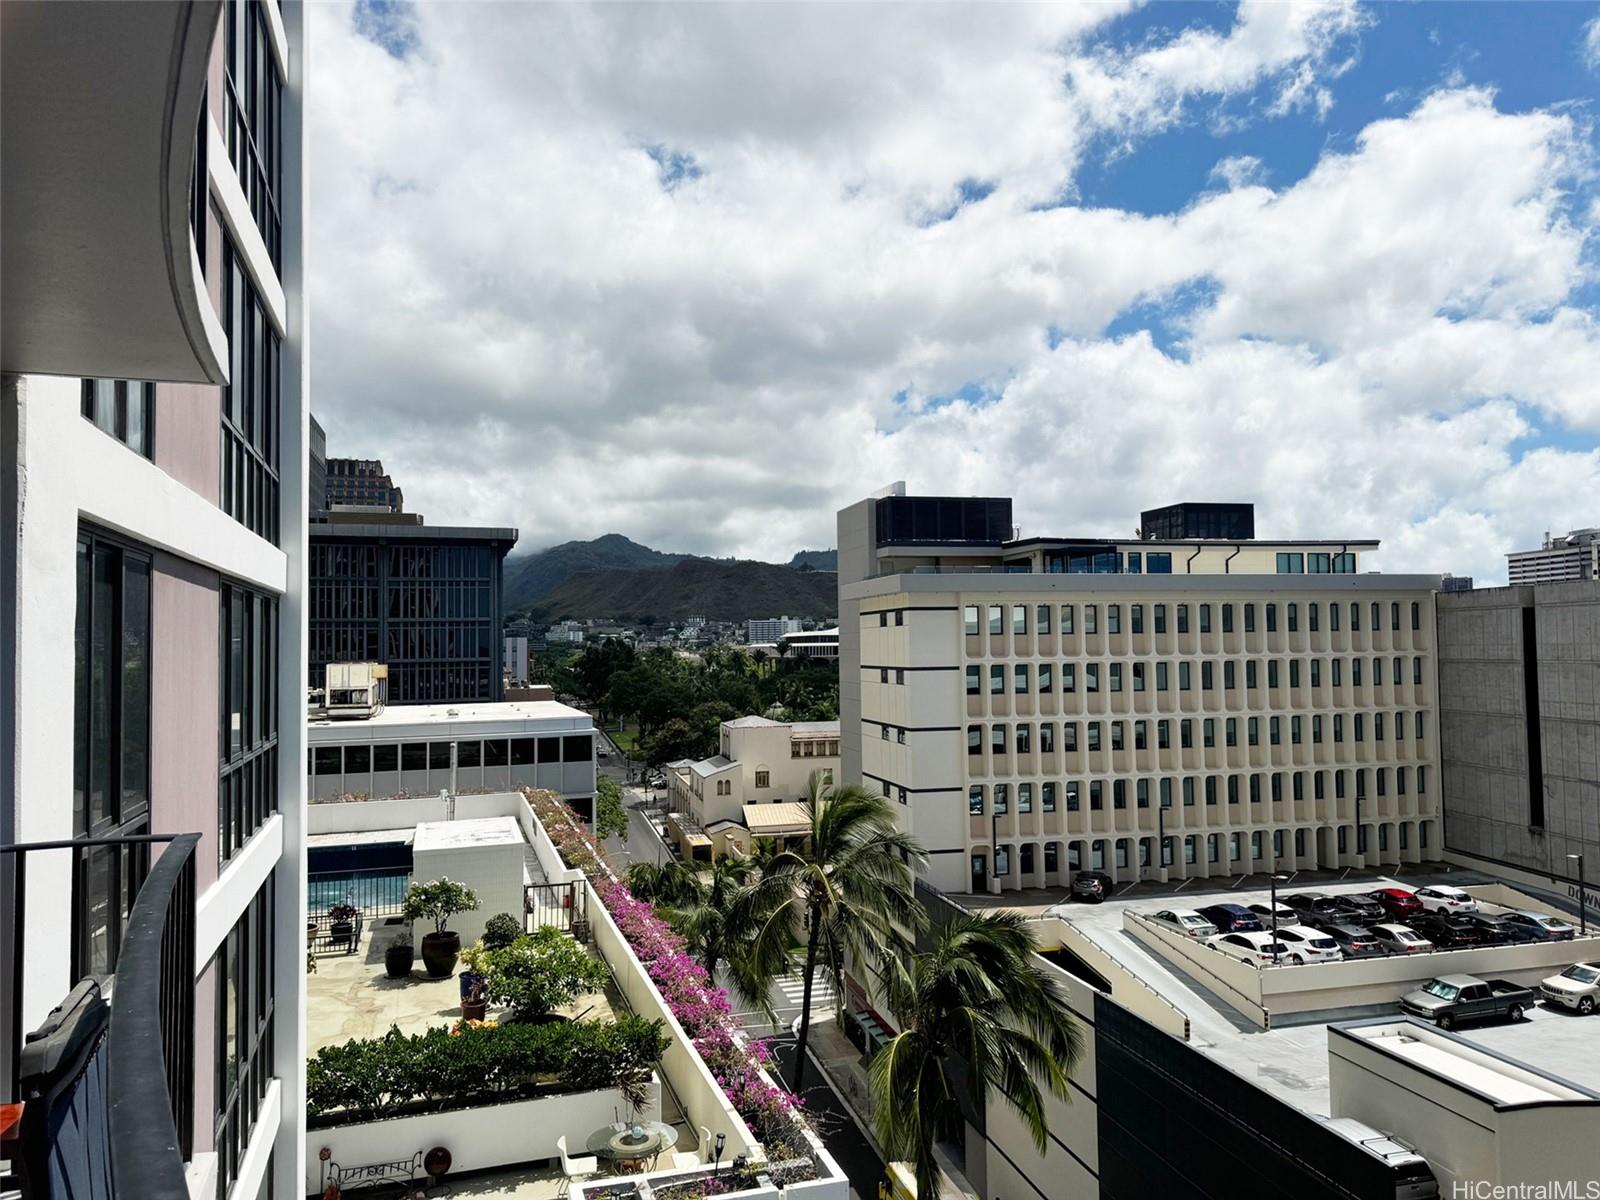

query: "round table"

left=585, top=1121, right=680, bottom=1168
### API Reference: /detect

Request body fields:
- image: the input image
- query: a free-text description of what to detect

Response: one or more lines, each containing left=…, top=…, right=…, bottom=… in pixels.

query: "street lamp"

left=1569, top=853, right=1587, bottom=937
left=1269, top=872, right=1289, bottom=965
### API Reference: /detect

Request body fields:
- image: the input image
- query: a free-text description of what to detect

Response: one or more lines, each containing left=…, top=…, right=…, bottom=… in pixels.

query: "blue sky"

left=314, top=2, right=1600, bottom=580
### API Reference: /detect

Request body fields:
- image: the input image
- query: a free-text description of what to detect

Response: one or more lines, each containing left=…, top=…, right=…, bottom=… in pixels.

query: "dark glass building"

left=325, top=456, right=404, bottom=512
left=309, top=413, right=326, bottom=513
left=874, top=495, right=1013, bottom=545
left=309, top=521, right=518, bottom=704
left=1139, top=502, right=1256, bottom=541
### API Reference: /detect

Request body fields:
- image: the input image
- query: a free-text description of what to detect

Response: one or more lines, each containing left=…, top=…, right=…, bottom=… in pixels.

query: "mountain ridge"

left=518, top=556, right=836, bottom=623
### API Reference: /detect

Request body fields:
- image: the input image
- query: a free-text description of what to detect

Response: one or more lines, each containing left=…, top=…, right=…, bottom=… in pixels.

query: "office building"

left=664, top=717, right=839, bottom=859
left=504, top=634, right=531, bottom=684
left=323, top=456, right=404, bottom=512
left=1438, top=582, right=1600, bottom=913
left=747, top=615, right=804, bottom=644
left=2, top=5, right=308, bottom=1200
left=1440, top=574, right=1474, bottom=593
left=306, top=700, right=598, bottom=819
left=778, top=626, right=840, bottom=665
left=309, top=413, right=327, bottom=513
left=838, top=486, right=1443, bottom=894
left=309, top=519, right=517, bottom=705
left=1507, top=528, right=1600, bottom=584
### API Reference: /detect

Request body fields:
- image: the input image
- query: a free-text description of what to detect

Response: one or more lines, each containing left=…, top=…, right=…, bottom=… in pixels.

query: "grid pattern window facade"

left=219, top=582, right=279, bottom=864
left=221, top=239, right=281, bottom=543
left=81, top=380, right=155, bottom=458
left=212, top=876, right=276, bottom=1200
left=309, top=537, right=508, bottom=704
left=223, top=0, right=282, bottom=267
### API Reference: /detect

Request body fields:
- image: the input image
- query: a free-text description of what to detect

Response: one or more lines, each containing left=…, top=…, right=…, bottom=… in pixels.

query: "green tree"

left=624, top=859, right=703, bottom=909
left=594, top=774, right=629, bottom=840
left=639, top=718, right=704, bottom=767
left=482, top=927, right=611, bottom=1021
left=870, top=912, right=1084, bottom=1200
left=738, top=774, right=926, bottom=1095
left=402, top=878, right=480, bottom=934
left=663, top=854, right=778, bottom=1018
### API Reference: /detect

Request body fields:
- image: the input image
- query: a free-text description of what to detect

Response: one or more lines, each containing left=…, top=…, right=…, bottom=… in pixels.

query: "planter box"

left=306, top=1077, right=660, bottom=1196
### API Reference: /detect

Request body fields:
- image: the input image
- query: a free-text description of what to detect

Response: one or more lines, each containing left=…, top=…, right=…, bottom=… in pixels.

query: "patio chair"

left=670, top=1126, right=713, bottom=1171
left=557, top=1135, right=598, bottom=1194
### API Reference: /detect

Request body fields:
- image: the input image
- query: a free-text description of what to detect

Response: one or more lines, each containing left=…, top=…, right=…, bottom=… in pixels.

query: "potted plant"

left=328, top=903, right=358, bottom=946
left=403, top=878, right=481, bottom=978
left=384, top=936, right=415, bottom=979
left=461, top=973, right=488, bottom=1021
left=481, top=926, right=609, bottom=1022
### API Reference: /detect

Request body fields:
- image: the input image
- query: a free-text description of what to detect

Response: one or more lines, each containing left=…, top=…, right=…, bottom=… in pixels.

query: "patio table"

left=585, top=1120, right=680, bottom=1170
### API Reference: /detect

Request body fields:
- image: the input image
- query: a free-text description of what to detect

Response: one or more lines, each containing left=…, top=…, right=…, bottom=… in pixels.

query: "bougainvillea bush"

left=525, top=789, right=812, bottom=1163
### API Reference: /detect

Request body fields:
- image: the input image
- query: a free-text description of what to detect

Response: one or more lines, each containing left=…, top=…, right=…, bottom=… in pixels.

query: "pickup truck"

left=1400, top=974, right=1535, bottom=1030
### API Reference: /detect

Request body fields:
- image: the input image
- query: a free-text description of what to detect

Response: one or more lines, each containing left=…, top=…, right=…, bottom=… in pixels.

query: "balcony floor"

left=308, top=922, right=617, bottom=1054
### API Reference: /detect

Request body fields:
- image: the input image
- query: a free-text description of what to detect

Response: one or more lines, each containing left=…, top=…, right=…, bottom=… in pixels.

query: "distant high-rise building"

left=1507, top=528, right=1600, bottom=585
left=747, top=615, right=803, bottom=643
left=310, top=412, right=327, bottom=512
left=325, top=455, right=405, bottom=512
left=1440, top=574, right=1474, bottom=593
left=504, top=634, right=531, bottom=683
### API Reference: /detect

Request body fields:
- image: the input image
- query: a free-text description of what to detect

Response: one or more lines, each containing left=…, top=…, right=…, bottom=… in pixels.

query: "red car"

left=1370, top=887, right=1423, bottom=919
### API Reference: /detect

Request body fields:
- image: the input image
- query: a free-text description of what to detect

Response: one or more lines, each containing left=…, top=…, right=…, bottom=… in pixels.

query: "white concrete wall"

left=585, top=880, right=761, bottom=1162
left=306, top=1081, right=659, bottom=1195
left=411, top=827, right=525, bottom=951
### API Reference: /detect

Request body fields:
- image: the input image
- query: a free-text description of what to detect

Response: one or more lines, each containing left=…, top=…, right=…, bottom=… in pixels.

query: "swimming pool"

left=308, top=840, right=412, bottom=916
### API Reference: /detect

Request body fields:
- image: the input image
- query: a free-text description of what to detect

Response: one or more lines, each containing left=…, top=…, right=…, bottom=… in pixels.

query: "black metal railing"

left=307, top=911, right=366, bottom=956
left=525, top=880, right=588, bottom=939
left=3, top=832, right=198, bottom=1200
left=308, top=867, right=410, bottom=918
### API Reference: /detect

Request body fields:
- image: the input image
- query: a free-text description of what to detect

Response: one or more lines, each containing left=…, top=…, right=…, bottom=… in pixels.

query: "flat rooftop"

left=1335, top=1021, right=1599, bottom=1106
left=309, top=698, right=593, bottom=732
left=413, top=815, right=522, bottom=852
left=1020, top=872, right=1600, bottom=1116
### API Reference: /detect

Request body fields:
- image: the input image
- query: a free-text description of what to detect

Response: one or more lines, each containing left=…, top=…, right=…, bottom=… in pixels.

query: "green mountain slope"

left=522, top=557, right=836, bottom=623
left=502, top=534, right=686, bottom=610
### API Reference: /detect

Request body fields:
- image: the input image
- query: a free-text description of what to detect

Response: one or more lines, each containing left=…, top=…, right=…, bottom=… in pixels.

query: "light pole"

left=1269, top=872, right=1289, bottom=965
left=1569, top=852, right=1587, bottom=937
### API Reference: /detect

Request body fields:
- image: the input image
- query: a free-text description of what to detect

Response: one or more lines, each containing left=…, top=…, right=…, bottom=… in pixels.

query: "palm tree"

left=869, top=911, right=1084, bottom=1200
left=661, top=852, right=778, bottom=1017
left=624, top=859, right=702, bottom=909
left=738, top=773, right=927, bottom=1095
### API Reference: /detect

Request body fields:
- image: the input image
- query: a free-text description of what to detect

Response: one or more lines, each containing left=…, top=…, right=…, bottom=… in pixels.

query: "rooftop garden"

left=307, top=1011, right=669, bottom=1127
left=527, top=790, right=816, bottom=1169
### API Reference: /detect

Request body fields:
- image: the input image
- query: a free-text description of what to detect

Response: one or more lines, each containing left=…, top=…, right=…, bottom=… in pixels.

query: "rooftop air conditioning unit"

left=323, top=662, right=387, bottom=719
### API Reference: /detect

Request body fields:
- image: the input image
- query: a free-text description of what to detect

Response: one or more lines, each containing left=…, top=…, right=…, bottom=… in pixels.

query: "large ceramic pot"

left=420, top=930, right=461, bottom=979
left=384, top=940, right=415, bottom=979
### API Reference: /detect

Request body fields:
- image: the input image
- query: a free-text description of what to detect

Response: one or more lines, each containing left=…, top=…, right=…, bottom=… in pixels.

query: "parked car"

left=1460, top=912, right=1519, bottom=946
left=1501, top=911, right=1577, bottom=942
left=1413, top=885, right=1478, bottom=914
left=1408, top=913, right=1485, bottom=949
left=1209, top=931, right=1290, bottom=965
left=1148, top=909, right=1219, bottom=939
left=1540, top=962, right=1600, bottom=1015
left=1196, top=903, right=1264, bottom=934
left=1295, top=894, right=1383, bottom=925
left=1322, top=1119, right=1440, bottom=1200
left=1370, top=924, right=1434, bottom=955
left=1400, top=974, right=1534, bottom=1030
left=1274, top=925, right=1343, bottom=964
left=1320, top=922, right=1384, bottom=958
left=1070, top=870, right=1114, bottom=902
left=1370, top=887, right=1424, bottom=919
left=1248, top=901, right=1296, bottom=924
left=1327, top=893, right=1387, bottom=922
left=1284, top=891, right=1331, bottom=916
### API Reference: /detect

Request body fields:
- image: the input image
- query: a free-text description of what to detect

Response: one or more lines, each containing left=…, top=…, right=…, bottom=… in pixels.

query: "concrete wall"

left=1439, top=582, right=1600, bottom=888
left=305, top=1081, right=660, bottom=1195
left=410, top=821, right=524, bottom=950
left=1037, top=916, right=1190, bottom=1039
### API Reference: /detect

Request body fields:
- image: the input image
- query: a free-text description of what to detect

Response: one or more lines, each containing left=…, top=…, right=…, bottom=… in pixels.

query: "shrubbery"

left=306, top=1014, right=669, bottom=1124
left=482, top=912, right=522, bottom=950
left=482, top=926, right=611, bottom=1020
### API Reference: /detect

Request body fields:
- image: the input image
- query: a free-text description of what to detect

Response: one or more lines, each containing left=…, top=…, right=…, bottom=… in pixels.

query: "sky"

left=308, top=0, right=1600, bottom=582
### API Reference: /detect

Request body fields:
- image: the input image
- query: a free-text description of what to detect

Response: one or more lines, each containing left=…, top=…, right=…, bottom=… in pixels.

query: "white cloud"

left=308, top=2, right=1600, bottom=586
left=1583, top=13, right=1600, bottom=71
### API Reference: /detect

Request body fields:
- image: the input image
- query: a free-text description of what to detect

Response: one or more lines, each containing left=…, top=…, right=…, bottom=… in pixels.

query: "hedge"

left=307, top=1014, right=670, bottom=1125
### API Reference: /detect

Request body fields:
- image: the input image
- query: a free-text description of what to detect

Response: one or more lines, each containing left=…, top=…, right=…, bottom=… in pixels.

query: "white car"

left=1209, top=931, right=1290, bottom=965
left=1540, top=962, right=1600, bottom=1015
left=1413, top=885, right=1478, bottom=914
left=1274, top=925, right=1343, bottom=963
left=1149, top=909, right=1219, bottom=939
left=1370, top=923, right=1434, bottom=954
left=1247, top=902, right=1296, bottom=924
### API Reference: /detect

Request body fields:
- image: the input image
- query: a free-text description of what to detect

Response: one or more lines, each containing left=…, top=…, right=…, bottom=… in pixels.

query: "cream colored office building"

left=838, top=489, right=1445, bottom=894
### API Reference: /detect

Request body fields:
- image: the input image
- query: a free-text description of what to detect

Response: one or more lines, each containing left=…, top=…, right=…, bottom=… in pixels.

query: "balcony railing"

left=3, top=833, right=198, bottom=1200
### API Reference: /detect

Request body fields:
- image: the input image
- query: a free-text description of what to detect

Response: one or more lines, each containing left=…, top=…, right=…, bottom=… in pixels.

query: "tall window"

left=72, top=528, right=152, bottom=978
left=222, top=239, right=281, bottom=543
left=220, top=582, right=280, bottom=863
left=213, top=876, right=276, bottom=1200
left=81, top=380, right=155, bottom=458
left=224, top=0, right=283, bottom=267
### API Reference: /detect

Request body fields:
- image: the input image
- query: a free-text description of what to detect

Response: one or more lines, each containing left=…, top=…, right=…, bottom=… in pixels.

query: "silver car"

left=1148, top=909, right=1219, bottom=939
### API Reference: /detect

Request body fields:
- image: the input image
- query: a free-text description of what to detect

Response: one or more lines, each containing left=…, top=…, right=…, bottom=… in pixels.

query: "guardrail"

left=3, top=832, right=199, bottom=1200
left=308, top=867, right=410, bottom=917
